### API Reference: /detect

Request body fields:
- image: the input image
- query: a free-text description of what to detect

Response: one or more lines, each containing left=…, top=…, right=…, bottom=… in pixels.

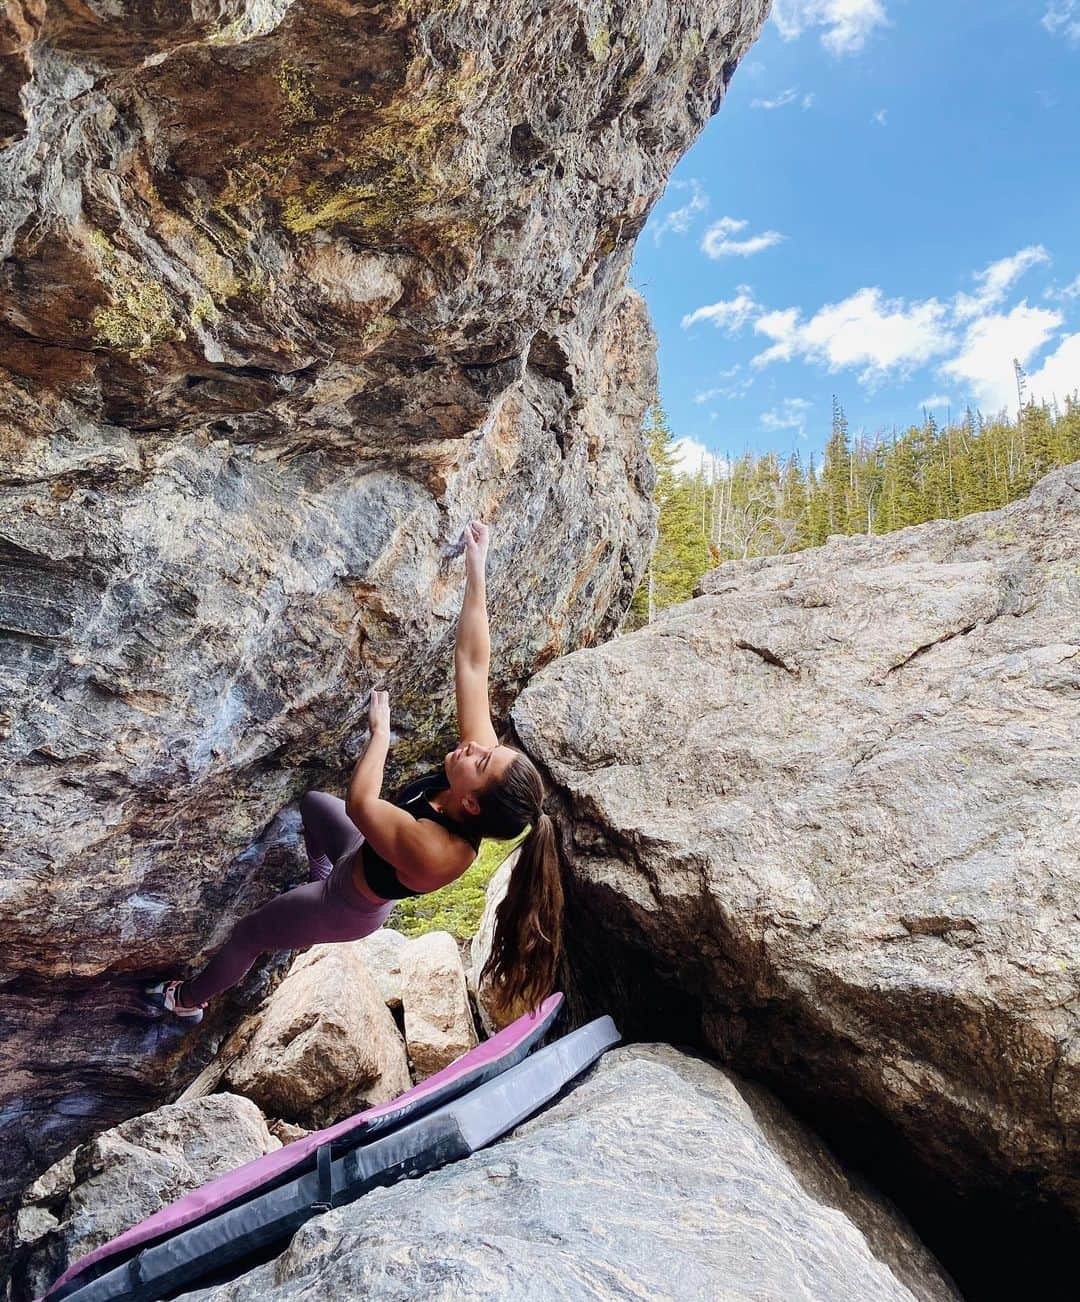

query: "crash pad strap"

left=313, top=1143, right=334, bottom=1212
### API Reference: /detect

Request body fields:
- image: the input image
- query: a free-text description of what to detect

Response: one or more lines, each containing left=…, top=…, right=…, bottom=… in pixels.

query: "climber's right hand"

left=463, top=519, right=490, bottom=577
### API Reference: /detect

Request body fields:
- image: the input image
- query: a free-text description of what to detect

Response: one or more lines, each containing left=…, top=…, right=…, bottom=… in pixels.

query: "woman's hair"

left=458, top=747, right=564, bottom=1023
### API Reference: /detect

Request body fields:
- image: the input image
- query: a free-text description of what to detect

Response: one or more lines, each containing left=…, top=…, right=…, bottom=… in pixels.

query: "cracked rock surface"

left=0, top=0, right=771, bottom=1205
left=510, top=464, right=1080, bottom=1228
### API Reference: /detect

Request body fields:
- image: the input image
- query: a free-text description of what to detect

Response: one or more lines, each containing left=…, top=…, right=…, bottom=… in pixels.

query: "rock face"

left=351, top=926, right=409, bottom=1011
left=0, top=0, right=770, bottom=1201
left=176, top=1044, right=957, bottom=1302
left=509, top=465, right=1080, bottom=1282
left=9, top=1093, right=278, bottom=1302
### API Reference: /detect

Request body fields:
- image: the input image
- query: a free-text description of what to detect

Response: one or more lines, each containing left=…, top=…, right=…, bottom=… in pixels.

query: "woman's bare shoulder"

left=398, top=819, right=477, bottom=892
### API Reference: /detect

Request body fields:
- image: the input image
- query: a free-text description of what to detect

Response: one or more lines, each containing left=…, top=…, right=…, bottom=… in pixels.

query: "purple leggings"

left=183, top=791, right=394, bottom=1007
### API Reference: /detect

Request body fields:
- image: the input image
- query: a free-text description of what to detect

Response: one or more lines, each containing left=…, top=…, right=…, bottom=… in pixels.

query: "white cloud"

left=684, top=244, right=1074, bottom=418
left=681, top=286, right=758, bottom=333
left=941, top=302, right=1063, bottom=414
left=670, top=436, right=713, bottom=478
left=1045, top=273, right=1080, bottom=301
left=743, top=60, right=767, bottom=77
left=751, top=86, right=799, bottom=109
left=650, top=178, right=709, bottom=245
left=750, top=86, right=816, bottom=111
left=694, top=374, right=754, bottom=403
left=761, top=398, right=812, bottom=436
left=773, top=0, right=891, bottom=55
left=752, top=288, right=954, bottom=386
left=1025, top=332, right=1080, bottom=404
left=953, top=246, right=1050, bottom=321
left=701, top=216, right=786, bottom=259
left=872, top=108, right=888, bottom=125
left=1042, top=3, right=1080, bottom=43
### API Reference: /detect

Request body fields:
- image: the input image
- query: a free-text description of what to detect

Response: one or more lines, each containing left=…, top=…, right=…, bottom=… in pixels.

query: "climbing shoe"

left=145, top=979, right=206, bottom=1023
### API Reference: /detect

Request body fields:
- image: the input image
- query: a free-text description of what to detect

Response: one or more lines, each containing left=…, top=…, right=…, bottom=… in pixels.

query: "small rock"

left=348, top=927, right=409, bottom=1010
left=401, top=931, right=478, bottom=1080
left=15, top=1204, right=58, bottom=1246
left=22, top=1149, right=77, bottom=1208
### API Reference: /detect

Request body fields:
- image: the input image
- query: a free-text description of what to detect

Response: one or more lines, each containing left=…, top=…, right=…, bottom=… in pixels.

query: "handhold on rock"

left=440, top=523, right=470, bottom=558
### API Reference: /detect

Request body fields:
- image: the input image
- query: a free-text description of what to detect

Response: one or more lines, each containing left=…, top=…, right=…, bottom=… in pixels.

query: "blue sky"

left=629, top=0, right=1080, bottom=476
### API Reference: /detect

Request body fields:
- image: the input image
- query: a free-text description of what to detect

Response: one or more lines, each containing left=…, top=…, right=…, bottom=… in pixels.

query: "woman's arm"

left=345, top=725, right=390, bottom=824
left=345, top=690, right=475, bottom=880
left=455, top=523, right=490, bottom=670
left=346, top=689, right=390, bottom=822
left=455, top=523, right=498, bottom=746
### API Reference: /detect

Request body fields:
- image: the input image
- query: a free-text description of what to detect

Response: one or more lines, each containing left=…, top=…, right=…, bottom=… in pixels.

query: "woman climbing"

left=146, top=519, right=564, bottom=1026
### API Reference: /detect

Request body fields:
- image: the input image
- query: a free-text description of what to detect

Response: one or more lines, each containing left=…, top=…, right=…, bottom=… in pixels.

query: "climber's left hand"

left=368, top=688, right=391, bottom=736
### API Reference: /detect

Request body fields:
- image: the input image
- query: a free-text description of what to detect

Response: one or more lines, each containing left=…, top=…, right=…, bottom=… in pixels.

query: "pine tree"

left=822, top=396, right=853, bottom=535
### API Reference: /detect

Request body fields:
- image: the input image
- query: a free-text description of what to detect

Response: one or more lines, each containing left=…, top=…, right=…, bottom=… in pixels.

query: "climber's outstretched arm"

left=455, top=521, right=497, bottom=747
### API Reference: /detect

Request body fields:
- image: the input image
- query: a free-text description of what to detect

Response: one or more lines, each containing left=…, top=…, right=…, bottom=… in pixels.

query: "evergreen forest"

left=627, top=394, right=1080, bottom=627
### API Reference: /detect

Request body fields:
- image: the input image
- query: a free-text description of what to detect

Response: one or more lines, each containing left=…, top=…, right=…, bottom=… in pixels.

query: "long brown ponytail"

left=466, top=752, right=564, bottom=1023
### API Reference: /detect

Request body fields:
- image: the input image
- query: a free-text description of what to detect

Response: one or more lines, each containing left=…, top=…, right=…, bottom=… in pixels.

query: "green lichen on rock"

left=276, top=57, right=318, bottom=125
left=87, top=229, right=186, bottom=357
left=189, top=230, right=244, bottom=303
left=189, top=293, right=220, bottom=329
left=589, top=26, right=611, bottom=62
left=206, top=48, right=483, bottom=240
left=281, top=161, right=444, bottom=237
left=358, top=312, right=400, bottom=343
left=393, top=0, right=467, bottom=16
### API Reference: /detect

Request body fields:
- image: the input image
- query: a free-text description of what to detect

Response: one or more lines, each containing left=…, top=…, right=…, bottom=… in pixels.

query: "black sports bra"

left=360, top=767, right=482, bottom=900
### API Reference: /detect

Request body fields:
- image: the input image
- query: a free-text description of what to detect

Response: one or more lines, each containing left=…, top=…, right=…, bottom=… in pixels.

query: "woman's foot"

left=145, top=980, right=206, bottom=1023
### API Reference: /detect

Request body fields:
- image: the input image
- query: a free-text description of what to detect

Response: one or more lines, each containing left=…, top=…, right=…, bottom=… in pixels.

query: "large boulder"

left=9, top=1093, right=278, bottom=1302
left=179, top=1043, right=958, bottom=1302
left=351, top=926, right=409, bottom=1012
left=222, top=941, right=411, bottom=1127
left=508, top=464, right=1080, bottom=1284
left=0, top=0, right=771, bottom=1200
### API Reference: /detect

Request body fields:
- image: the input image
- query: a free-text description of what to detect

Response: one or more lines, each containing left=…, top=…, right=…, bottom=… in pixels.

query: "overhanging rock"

left=0, top=0, right=771, bottom=1203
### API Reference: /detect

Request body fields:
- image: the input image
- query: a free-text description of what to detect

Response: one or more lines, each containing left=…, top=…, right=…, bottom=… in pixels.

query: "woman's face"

left=444, top=739, right=516, bottom=798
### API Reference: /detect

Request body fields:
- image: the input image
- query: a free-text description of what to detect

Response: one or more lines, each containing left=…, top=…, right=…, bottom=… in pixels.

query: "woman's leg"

left=182, top=876, right=392, bottom=1007
left=300, top=790, right=362, bottom=882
